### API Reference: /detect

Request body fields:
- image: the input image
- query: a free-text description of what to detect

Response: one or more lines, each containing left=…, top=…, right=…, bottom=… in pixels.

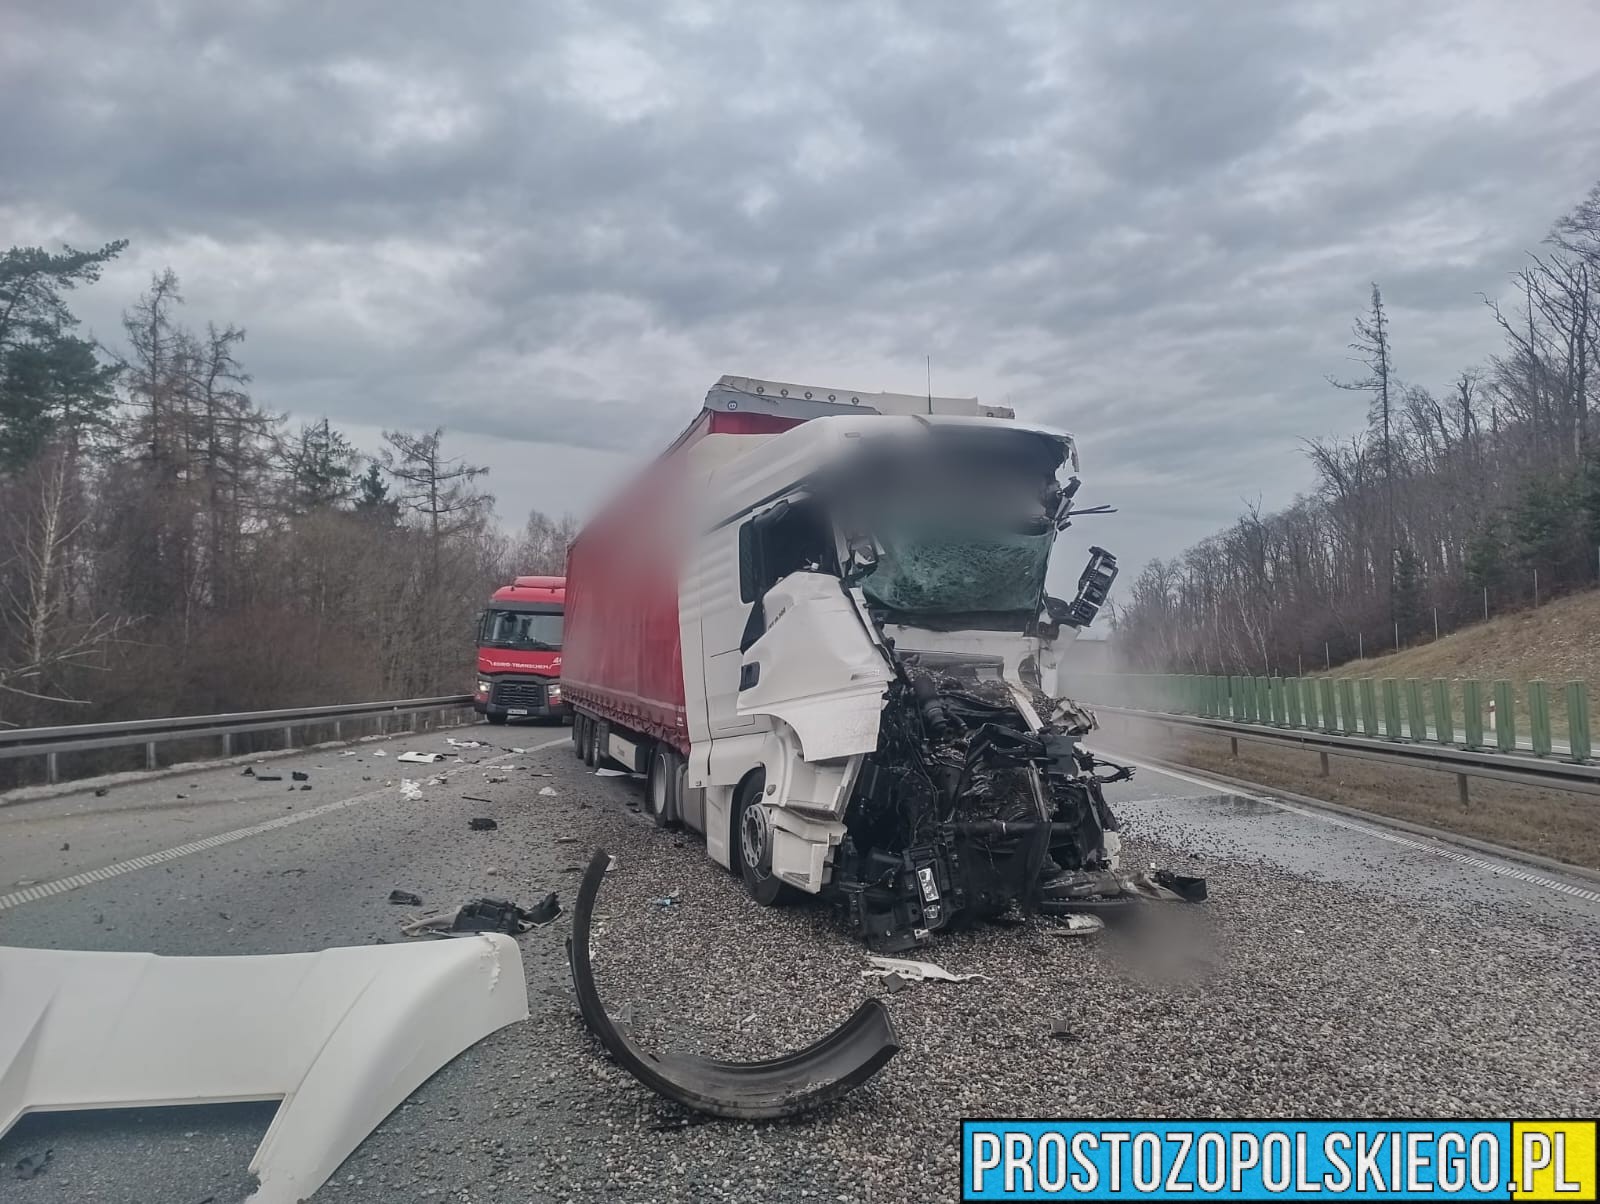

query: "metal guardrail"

left=1073, top=669, right=1600, bottom=803
left=1, top=696, right=475, bottom=786
left=1071, top=671, right=1593, bottom=761
left=1090, top=704, right=1600, bottom=803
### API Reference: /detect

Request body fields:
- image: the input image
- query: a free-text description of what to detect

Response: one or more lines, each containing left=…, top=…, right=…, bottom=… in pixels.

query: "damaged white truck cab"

left=668, top=382, right=1126, bottom=950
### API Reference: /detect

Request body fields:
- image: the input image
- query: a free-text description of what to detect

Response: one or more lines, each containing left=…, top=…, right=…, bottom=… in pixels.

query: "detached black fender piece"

left=566, top=848, right=901, bottom=1119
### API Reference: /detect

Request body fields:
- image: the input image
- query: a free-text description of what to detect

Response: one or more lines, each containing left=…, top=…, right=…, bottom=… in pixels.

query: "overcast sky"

left=6, top=0, right=1600, bottom=586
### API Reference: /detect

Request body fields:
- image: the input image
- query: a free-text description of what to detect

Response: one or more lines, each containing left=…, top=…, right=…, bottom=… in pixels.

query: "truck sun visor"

left=565, top=848, right=901, bottom=1119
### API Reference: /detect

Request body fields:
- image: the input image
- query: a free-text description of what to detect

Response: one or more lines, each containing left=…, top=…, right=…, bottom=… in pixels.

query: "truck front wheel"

left=486, top=713, right=508, bottom=726
left=645, top=746, right=678, bottom=829
left=733, top=773, right=792, bottom=906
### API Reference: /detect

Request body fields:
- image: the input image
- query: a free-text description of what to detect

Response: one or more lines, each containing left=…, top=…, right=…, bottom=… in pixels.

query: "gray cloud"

left=5, top=0, right=1600, bottom=577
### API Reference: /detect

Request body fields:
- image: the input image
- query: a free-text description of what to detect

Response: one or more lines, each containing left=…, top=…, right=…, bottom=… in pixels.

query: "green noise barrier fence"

left=1067, top=672, right=1593, bottom=765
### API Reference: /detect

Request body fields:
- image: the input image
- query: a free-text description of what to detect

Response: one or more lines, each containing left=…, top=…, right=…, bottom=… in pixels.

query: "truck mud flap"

left=566, top=848, right=901, bottom=1119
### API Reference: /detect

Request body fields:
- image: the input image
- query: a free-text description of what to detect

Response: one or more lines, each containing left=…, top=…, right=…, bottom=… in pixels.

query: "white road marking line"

left=0, top=735, right=569, bottom=914
left=1115, top=752, right=1600, bottom=906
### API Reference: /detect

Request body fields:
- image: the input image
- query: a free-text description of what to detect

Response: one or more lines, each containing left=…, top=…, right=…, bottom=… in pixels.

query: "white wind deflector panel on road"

left=0, top=935, right=529, bottom=1204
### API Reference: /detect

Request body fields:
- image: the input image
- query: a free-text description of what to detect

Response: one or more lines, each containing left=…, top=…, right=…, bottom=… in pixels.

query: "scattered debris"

left=241, top=767, right=254, bottom=777
left=556, top=835, right=580, bottom=843
left=462, top=794, right=492, bottom=804
left=13, top=1148, right=52, bottom=1180
left=1050, top=1018, right=1078, bottom=1041
left=291, top=771, right=309, bottom=782
left=176, top=793, right=187, bottom=799
left=594, top=768, right=629, bottom=778
left=879, top=973, right=911, bottom=994
left=567, top=847, right=899, bottom=1118
left=93, top=787, right=109, bottom=796
left=1153, top=870, right=1208, bottom=903
left=447, top=738, right=486, bottom=749
left=468, top=817, right=498, bottom=831
left=397, top=751, right=443, bottom=764
left=1045, top=913, right=1105, bottom=937
left=649, top=892, right=680, bottom=909
left=399, top=780, right=423, bottom=801
left=341, top=751, right=358, bottom=756
left=255, top=774, right=282, bottom=782
left=538, top=786, right=558, bottom=797
left=606, top=854, right=619, bottom=872
left=402, top=894, right=560, bottom=938
left=298, top=784, right=311, bottom=791
left=388, top=890, right=423, bottom=906
left=372, top=749, right=387, bottom=757
left=484, top=774, right=508, bottom=784
left=861, top=955, right=989, bottom=984
left=60, top=842, right=69, bottom=852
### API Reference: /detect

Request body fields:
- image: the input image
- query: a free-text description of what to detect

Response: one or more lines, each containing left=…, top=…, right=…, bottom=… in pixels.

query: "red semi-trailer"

left=560, top=401, right=804, bottom=765
left=474, top=575, right=568, bottom=724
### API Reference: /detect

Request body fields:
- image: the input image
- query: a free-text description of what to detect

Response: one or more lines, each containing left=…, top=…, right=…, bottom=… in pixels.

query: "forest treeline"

left=1115, top=182, right=1600, bottom=674
left=0, top=243, right=579, bottom=730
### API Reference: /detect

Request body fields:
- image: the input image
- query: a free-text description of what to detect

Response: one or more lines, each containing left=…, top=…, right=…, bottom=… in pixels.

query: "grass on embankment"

left=1315, top=587, right=1600, bottom=743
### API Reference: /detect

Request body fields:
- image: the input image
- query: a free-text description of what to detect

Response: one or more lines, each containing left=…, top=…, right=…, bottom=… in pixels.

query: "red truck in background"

left=474, top=575, right=568, bottom=725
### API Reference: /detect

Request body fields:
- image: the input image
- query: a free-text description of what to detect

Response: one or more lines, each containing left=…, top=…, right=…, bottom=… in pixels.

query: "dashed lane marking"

left=1118, top=753, right=1600, bottom=906
left=0, top=735, right=570, bottom=913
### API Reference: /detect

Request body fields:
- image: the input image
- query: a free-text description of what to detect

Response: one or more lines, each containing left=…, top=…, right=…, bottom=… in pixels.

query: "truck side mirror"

left=1063, top=546, right=1118, bottom=628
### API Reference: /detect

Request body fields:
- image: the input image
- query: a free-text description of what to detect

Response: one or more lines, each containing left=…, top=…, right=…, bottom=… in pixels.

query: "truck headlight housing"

left=476, top=680, right=491, bottom=696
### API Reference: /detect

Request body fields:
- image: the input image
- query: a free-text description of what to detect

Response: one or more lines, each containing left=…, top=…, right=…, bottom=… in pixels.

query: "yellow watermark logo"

left=1512, top=1122, right=1597, bottom=1201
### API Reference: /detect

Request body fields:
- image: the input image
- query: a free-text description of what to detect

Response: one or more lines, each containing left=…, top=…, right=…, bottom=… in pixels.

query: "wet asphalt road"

left=2, top=723, right=1598, bottom=1203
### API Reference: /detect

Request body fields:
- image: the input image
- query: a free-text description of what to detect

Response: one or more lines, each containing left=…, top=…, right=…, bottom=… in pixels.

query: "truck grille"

left=491, top=681, right=547, bottom=708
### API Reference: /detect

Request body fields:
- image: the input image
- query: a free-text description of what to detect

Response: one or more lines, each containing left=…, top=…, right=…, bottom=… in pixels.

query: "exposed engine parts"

left=834, top=656, right=1195, bottom=951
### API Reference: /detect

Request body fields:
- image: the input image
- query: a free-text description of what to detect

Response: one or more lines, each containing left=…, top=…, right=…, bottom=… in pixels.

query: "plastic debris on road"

left=861, top=955, right=989, bottom=984
left=1046, top=914, right=1105, bottom=937
left=401, top=894, right=560, bottom=938
left=538, top=786, right=558, bottom=796
left=388, top=890, right=422, bottom=906
left=397, top=751, right=443, bottom=764
left=468, top=817, right=497, bottom=831
left=399, top=780, right=422, bottom=801
left=447, top=738, right=486, bottom=749
left=593, top=768, right=630, bottom=778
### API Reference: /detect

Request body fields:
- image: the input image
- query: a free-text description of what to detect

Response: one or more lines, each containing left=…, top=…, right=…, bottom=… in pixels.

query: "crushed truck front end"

left=687, top=393, right=1144, bottom=950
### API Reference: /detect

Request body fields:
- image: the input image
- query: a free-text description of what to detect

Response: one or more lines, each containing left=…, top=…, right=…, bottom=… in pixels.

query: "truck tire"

left=584, top=719, right=600, bottom=768
left=645, top=746, right=678, bottom=829
left=486, top=713, right=508, bottom=726
left=572, top=713, right=586, bottom=758
left=732, top=772, right=792, bottom=906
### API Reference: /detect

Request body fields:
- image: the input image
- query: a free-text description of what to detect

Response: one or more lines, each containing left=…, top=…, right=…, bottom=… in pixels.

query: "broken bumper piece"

left=0, top=936, right=529, bottom=1204
left=567, top=848, right=901, bottom=1119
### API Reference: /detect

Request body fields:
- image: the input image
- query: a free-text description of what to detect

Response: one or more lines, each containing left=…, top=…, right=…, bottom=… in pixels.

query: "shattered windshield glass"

left=861, top=523, right=1052, bottom=614
left=834, top=427, right=1065, bottom=620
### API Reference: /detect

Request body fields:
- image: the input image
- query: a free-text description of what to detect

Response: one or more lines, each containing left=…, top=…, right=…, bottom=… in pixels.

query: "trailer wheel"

left=572, top=714, right=586, bottom=758
left=645, top=746, right=678, bottom=829
left=733, top=773, right=792, bottom=906
left=584, top=719, right=600, bottom=768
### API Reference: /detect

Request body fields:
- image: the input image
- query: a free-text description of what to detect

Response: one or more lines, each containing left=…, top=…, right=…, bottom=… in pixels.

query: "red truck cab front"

left=474, top=575, right=568, bottom=724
